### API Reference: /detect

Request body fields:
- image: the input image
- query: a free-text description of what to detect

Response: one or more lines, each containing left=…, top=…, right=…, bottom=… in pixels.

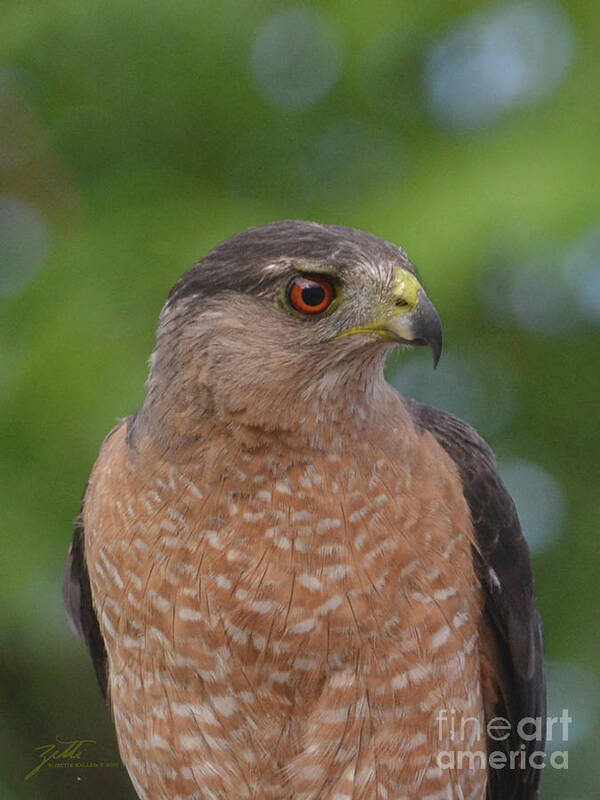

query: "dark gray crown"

left=166, top=220, right=413, bottom=305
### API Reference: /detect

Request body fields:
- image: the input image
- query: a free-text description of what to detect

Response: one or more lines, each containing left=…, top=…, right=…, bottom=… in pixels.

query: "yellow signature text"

left=24, top=738, right=96, bottom=781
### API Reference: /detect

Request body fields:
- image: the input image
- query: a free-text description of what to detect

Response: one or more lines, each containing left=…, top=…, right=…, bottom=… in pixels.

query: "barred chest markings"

left=85, top=421, right=486, bottom=799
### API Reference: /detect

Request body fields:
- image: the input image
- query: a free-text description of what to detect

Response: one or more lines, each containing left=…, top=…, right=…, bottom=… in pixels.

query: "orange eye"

left=287, top=274, right=336, bottom=315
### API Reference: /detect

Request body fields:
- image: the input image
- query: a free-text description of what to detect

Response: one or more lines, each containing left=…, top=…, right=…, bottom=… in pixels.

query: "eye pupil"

left=287, top=274, right=336, bottom=315
left=301, top=285, right=326, bottom=307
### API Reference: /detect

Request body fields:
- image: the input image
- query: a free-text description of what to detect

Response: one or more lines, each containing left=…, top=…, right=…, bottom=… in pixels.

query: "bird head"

left=145, top=221, right=442, bottom=437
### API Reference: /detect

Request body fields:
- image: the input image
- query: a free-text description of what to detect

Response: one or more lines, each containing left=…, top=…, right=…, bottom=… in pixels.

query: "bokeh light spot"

left=546, top=661, right=600, bottom=753
left=226, top=132, right=317, bottom=210
left=563, top=226, right=600, bottom=323
left=0, top=196, right=50, bottom=297
left=312, top=118, right=401, bottom=197
left=390, top=348, right=516, bottom=437
left=425, top=1, right=575, bottom=131
left=499, top=457, right=566, bottom=553
left=251, top=7, right=342, bottom=109
left=226, top=117, right=399, bottom=209
left=482, top=236, right=599, bottom=335
left=504, top=253, right=579, bottom=335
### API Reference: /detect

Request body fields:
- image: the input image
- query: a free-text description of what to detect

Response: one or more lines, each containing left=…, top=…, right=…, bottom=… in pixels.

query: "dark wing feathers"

left=63, top=506, right=109, bottom=700
left=407, top=398, right=546, bottom=800
left=64, top=423, right=128, bottom=701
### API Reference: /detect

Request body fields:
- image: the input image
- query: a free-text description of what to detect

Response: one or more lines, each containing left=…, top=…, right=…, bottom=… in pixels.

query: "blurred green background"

left=1, top=0, right=599, bottom=797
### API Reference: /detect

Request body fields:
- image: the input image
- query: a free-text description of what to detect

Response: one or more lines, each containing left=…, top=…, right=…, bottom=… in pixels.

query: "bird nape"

left=64, top=220, right=545, bottom=800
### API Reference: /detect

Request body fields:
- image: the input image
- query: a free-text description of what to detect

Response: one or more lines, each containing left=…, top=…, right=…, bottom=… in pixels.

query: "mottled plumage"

left=64, top=220, right=545, bottom=800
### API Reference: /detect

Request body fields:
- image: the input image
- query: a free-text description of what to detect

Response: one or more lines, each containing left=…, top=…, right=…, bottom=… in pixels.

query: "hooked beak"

left=340, top=267, right=443, bottom=367
left=385, top=268, right=443, bottom=368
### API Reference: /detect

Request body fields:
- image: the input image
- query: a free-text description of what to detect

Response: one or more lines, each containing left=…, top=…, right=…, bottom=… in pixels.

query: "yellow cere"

left=393, top=267, right=423, bottom=314
left=337, top=267, right=424, bottom=340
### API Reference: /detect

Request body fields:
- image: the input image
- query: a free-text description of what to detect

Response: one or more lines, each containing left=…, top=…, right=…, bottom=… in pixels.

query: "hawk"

left=64, top=221, right=545, bottom=800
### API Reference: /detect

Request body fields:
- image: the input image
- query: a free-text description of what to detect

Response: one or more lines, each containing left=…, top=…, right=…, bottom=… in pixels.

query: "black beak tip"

left=431, top=327, right=443, bottom=369
left=415, top=290, right=443, bottom=369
